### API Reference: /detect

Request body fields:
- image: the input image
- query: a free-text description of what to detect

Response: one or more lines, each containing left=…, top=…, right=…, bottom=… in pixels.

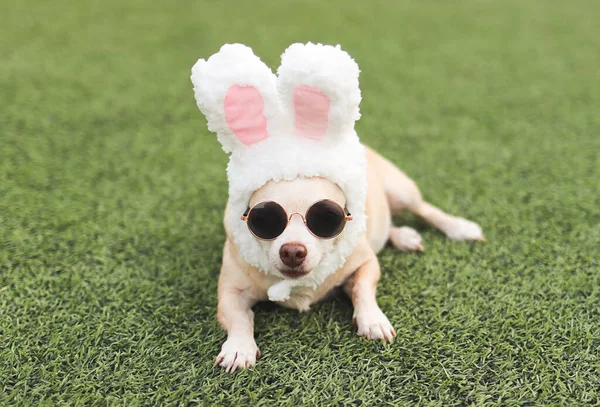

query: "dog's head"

left=248, top=177, right=346, bottom=279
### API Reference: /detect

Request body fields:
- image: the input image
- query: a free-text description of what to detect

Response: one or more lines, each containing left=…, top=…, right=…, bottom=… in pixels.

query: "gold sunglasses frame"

left=241, top=199, right=353, bottom=241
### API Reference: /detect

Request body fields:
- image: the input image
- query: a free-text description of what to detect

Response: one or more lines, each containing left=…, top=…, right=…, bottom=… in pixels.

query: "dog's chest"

left=276, top=286, right=316, bottom=312
left=276, top=283, right=343, bottom=312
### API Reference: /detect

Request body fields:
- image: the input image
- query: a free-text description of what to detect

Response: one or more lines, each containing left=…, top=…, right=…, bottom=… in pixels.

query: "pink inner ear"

left=293, top=85, right=330, bottom=140
left=224, top=85, right=268, bottom=146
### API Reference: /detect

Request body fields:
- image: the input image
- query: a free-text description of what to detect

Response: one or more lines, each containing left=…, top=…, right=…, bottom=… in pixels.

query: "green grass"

left=1, top=0, right=599, bottom=405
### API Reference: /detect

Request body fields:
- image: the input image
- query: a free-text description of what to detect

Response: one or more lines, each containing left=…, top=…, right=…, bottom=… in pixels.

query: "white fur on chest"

left=272, top=285, right=317, bottom=312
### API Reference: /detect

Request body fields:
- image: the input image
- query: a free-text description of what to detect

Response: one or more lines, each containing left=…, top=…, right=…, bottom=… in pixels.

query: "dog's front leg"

left=344, top=256, right=396, bottom=343
left=215, top=242, right=261, bottom=372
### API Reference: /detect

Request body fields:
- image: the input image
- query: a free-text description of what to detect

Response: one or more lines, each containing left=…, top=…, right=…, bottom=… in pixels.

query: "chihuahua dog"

left=215, top=146, right=483, bottom=372
left=191, top=43, right=483, bottom=372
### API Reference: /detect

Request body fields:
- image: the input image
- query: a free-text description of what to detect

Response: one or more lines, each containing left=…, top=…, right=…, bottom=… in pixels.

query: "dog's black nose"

left=279, top=243, right=307, bottom=267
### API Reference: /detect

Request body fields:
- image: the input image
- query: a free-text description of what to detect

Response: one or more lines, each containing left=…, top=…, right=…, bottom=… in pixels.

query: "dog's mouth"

left=278, top=267, right=310, bottom=279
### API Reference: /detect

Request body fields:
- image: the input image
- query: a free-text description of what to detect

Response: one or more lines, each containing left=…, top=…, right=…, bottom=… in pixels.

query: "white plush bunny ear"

left=191, top=44, right=280, bottom=152
left=277, top=43, right=361, bottom=141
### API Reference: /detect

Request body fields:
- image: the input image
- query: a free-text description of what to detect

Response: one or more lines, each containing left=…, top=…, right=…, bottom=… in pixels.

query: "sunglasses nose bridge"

left=287, top=212, right=306, bottom=223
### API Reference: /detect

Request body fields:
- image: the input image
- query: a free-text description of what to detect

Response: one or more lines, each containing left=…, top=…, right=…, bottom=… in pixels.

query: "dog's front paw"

left=215, top=337, right=261, bottom=373
left=353, top=307, right=396, bottom=343
left=443, top=217, right=484, bottom=242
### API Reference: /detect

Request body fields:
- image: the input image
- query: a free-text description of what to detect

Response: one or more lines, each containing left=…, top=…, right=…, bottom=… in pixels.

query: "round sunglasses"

left=241, top=199, right=353, bottom=240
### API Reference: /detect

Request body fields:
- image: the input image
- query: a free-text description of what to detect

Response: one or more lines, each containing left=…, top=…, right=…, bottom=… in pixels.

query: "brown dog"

left=190, top=42, right=483, bottom=372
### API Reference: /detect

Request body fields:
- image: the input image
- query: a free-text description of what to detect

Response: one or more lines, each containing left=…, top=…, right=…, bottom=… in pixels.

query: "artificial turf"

left=1, top=0, right=599, bottom=405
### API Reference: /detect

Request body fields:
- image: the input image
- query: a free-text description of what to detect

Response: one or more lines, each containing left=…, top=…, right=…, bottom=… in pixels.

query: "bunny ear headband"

left=191, top=43, right=367, bottom=301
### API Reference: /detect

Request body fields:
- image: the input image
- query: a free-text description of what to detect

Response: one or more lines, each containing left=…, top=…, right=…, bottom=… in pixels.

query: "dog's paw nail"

left=214, top=355, right=224, bottom=366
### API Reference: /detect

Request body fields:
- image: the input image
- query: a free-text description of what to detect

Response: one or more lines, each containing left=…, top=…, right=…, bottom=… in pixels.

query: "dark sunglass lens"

left=306, top=200, right=346, bottom=238
left=247, top=202, right=288, bottom=240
